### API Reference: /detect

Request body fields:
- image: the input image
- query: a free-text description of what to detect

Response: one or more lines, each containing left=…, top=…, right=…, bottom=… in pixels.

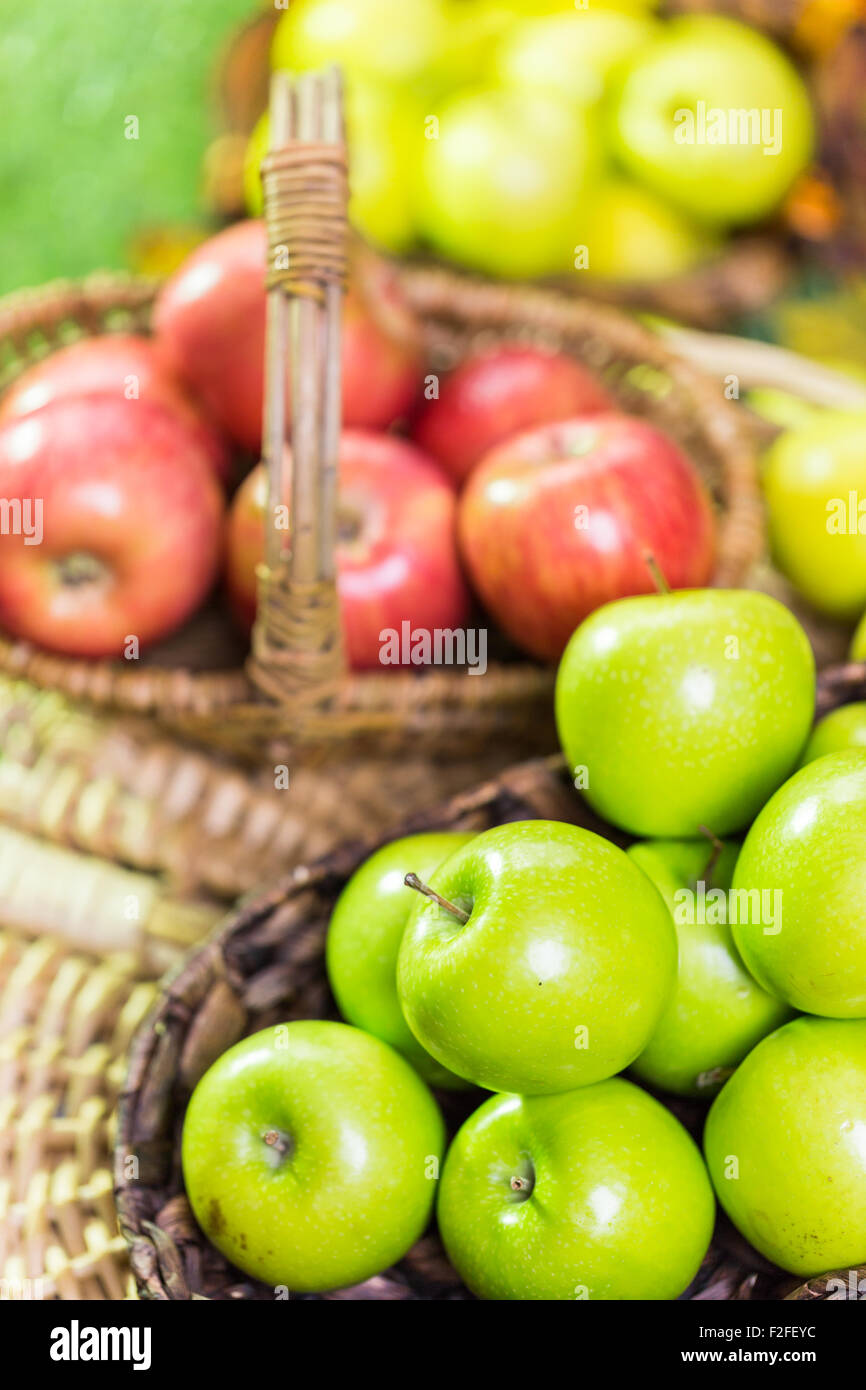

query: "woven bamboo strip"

left=0, top=827, right=220, bottom=977
left=0, top=676, right=516, bottom=897
left=0, top=928, right=155, bottom=1298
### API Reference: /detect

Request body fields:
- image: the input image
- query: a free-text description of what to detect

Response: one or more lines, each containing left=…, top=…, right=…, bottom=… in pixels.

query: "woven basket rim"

left=114, top=661, right=866, bottom=1301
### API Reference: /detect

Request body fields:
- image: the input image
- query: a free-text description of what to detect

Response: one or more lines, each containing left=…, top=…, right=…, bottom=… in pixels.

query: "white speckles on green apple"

left=627, top=838, right=792, bottom=1097
left=705, top=1017, right=866, bottom=1275
left=439, top=1081, right=715, bottom=1300
left=181, top=1020, right=445, bottom=1293
left=732, top=751, right=866, bottom=1016
left=397, top=820, right=676, bottom=1094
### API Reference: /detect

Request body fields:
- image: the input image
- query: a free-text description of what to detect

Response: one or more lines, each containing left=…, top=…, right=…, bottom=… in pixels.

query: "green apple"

left=244, top=82, right=421, bottom=254
left=627, top=839, right=793, bottom=1097
left=705, top=1015, right=866, bottom=1276
left=555, top=589, right=816, bottom=838
left=764, top=413, right=866, bottom=620
left=853, top=611, right=866, bottom=660
left=326, top=831, right=474, bottom=1087
left=438, top=1079, right=714, bottom=1300
left=732, top=750, right=866, bottom=1017
left=746, top=387, right=823, bottom=433
left=429, top=2, right=513, bottom=93
left=271, top=0, right=448, bottom=87
left=416, top=86, right=597, bottom=279
left=488, top=0, right=658, bottom=13
left=581, top=178, right=717, bottom=282
left=610, top=15, right=814, bottom=227
left=243, top=113, right=267, bottom=218
left=491, top=10, right=659, bottom=110
left=182, top=1020, right=444, bottom=1292
left=397, top=819, right=676, bottom=1095
left=800, top=702, right=866, bottom=765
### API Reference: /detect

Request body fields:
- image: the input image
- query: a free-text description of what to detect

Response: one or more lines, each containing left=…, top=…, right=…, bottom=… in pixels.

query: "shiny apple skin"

left=326, top=831, right=475, bottom=1088
left=438, top=1080, right=714, bottom=1300
left=0, top=395, right=224, bottom=657
left=397, top=820, right=676, bottom=1095
left=732, top=751, right=866, bottom=1018
left=182, top=1021, right=445, bottom=1293
left=704, top=1016, right=866, bottom=1276
left=627, top=839, right=793, bottom=1097
left=153, top=222, right=422, bottom=454
left=800, top=703, right=866, bottom=766
left=411, top=345, right=612, bottom=487
left=0, top=333, right=230, bottom=482
left=226, top=429, right=469, bottom=670
left=458, top=413, right=716, bottom=661
left=556, top=589, right=816, bottom=838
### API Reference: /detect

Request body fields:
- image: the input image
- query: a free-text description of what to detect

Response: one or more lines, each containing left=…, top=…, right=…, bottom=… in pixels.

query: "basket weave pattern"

left=0, top=675, right=506, bottom=902
left=0, top=930, right=154, bottom=1299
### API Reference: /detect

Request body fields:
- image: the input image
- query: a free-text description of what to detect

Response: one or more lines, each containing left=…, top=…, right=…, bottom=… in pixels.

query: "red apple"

left=0, top=334, right=230, bottom=483
left=227, top=429, right=469, bottom=670
left=153, top=221, right=423, bottom=454
left=411, top=344, right=612, bottom=486
left=458, top=413, right=717, bottom=662
left=0, top=395, right=225, bottom=658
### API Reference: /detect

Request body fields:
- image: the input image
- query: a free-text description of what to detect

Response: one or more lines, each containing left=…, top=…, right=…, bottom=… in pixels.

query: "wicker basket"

left=116, top=662, right=866, bottom=1302
left=1, top=667, right=397, bottom=1303
left=0, top=70, right=771, bottom=858
left=0, top=674, right=467, bottom=901
left=0, top=824, right=225, bottom=1300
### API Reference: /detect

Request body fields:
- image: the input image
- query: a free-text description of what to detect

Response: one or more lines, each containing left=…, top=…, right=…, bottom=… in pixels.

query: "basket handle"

left=247, top=67, right=348, bottom=709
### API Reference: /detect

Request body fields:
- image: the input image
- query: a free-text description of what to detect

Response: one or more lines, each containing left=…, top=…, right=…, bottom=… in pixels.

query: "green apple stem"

left=698, top=824, right=724, bottom=887
left=404, top=873, right=469, bottom=924
left=697, top=1066, right=736, bottom=1091
left=510, top=1175, right=532, bottom=1193
left=643, top=551, right=671, bottom=595
left=263, top=1129, right=291, bottom=1158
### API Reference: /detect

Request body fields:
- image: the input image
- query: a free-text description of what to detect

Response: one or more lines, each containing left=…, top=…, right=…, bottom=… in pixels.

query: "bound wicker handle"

left=248, top=67, right=348, bottom=710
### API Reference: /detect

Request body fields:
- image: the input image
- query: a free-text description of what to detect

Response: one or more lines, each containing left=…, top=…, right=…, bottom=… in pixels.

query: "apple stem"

left=510, top=1175, right=532, bottom=1193
left=643, top=551, right=671, bottom=595
left=698, top=825, right=724, bottom=887
left=404, top=873, right=470, bottom=924
left=697, top=1066, right=736, bottom=1091
left=56, top=550, right=109, bottom=589
left=263, top=1129, right=291, bottom=1157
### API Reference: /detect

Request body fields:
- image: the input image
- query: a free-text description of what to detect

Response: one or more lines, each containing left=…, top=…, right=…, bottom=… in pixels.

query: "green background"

left=0, top=0, right=256, bottom=294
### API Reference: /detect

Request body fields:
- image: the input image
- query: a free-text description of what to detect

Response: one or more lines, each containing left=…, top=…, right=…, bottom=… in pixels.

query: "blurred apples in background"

left=0, top=396, right=225, bottom=658
left=247, top=0, right=816, bottom=282
left=0, top=335, right=230, bottom=483
left=412, top=344, right=613, bottom=486
left=610, top=15, right=815, bottom=227
left=415, top=87, right=598, bottom=279
left=153, top=221, right=422, bottom=454
left=763, top=412, right=866, bottom=621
